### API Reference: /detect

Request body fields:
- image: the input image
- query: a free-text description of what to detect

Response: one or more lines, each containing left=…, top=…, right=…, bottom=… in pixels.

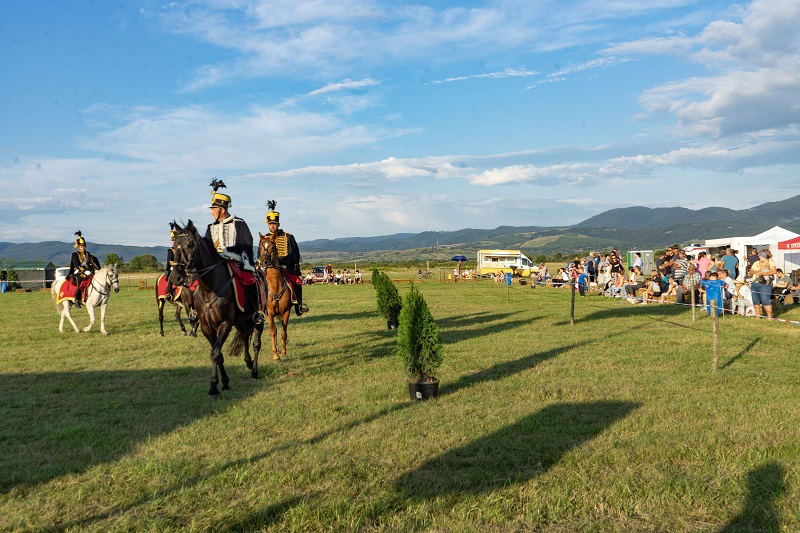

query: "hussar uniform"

left=68, top=231, right=100, bottom=308
left=205, top=180, right=265, bottom=323
left=265, top=202, right=308, bottom=316
left=205, top=190, right=256, bottom=272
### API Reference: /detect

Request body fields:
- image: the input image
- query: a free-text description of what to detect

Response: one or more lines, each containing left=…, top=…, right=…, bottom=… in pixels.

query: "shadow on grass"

left=554, top=298, right=705, bottom=329
left=719, top=461, right=785, bottom=532
left=216, top=495, right=311, bottom=532
left=719, top=337, right=761, bottom=370
left=0, top=366, right=266, bottom=492
left=440, top=342, right=590, bottom=396
left=395, top=400, right=640, bottom=498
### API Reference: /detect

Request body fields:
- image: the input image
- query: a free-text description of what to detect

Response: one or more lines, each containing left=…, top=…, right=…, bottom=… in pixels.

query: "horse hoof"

left=208, top=388, right=220, bottom=397
left=222, top=384, right=230, bottom=391
left=251, top=371, right=259, bottom=380
left=181, top=331, right=187, bottom=336
left=246, top=360, right=254, bottom=370
left=273, top=355, right=281, bottom=361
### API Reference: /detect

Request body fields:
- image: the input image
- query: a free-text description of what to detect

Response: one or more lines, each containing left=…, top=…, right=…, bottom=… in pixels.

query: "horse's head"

left=170, top=220, right=198, bottom=286
left=108, top=263, right=120, bottom=293
left=258, top=232, right=279, bottom=269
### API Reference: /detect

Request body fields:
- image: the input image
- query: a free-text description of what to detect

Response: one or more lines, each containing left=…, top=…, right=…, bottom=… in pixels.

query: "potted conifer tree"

left=394, top=283, right=443, bottom=401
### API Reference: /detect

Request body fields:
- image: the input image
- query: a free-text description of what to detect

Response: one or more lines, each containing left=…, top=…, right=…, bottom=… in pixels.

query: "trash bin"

left=1, top=281, right=6, bottom=293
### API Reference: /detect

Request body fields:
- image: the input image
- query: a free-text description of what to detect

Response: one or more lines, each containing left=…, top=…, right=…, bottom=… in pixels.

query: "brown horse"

left=258, top=233, right=293, bottom=360
left=169, top=220, right=263, bottom=396
left=155, top=274, right=199, bottom=337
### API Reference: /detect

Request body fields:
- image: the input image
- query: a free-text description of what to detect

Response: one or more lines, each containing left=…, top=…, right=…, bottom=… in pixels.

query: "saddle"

left=157, top=275, right=198, bottom=302
left=227, top=261, right=265, bottom=312
left=56, top=276, right=92, bottom=305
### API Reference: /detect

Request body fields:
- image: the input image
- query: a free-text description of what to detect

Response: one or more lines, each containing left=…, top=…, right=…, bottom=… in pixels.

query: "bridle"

left=259, top=236, right=289, bottom=300
left=172, top=230, right=221, bottom=285
left=87, top=266, right=118, bottom=298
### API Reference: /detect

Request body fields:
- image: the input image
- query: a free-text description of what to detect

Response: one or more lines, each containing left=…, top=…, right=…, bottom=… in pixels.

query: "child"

left=576, top=267, right=588, bottom=296
left=660, top=277, right=678, bottom=303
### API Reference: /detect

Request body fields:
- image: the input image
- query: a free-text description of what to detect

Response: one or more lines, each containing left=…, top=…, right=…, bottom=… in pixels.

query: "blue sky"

left=2, top=0, right=800, bottom=247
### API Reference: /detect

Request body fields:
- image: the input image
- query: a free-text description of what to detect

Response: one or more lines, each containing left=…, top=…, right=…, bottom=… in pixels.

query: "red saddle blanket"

left=227, top=262, right=259, bottom=312
left=156, top=275, right=198, bottom=303
left=56, top=277, right=92, bottom=305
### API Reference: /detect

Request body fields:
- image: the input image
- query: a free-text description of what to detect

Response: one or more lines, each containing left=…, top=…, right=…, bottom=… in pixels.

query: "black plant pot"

left=408, top=379, right=440, bottom=401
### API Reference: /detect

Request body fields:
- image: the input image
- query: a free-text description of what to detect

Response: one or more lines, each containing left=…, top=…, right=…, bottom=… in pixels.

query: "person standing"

left=68, top=231, right=101, bottom=309
left=205, top=179, right=264, bottom=324
left=719, top=248, right=740, bottom=280
left=265, top=200, right=309, bottom=316
left=673, top=249, right=689, bottom=285
left=749, top=251, right=777, bottom=319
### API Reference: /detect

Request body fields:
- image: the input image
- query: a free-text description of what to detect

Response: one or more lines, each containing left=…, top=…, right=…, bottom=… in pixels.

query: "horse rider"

left=164, top=223, right=177, bottom=301
left=69, top=230, right=100, bottom=309
left=265, top=200, right=309, bottom=316
left=205, top=179, right=266, bottom=324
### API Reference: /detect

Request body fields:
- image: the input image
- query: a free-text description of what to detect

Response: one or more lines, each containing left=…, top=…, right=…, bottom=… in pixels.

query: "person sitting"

left=534, top=264, right=550, bottom=287
left=675, top=263, right=701, bottom=304
left=206, top=179, right=265, bottom=324
left=641, top=274, right=662, bottom=304
left=660, top=277, right=678, bottom=303
left=264, top=200, right=308, bottom=316
left=354, top=269, right=363, bottom=284
left=624, top=266, right=646, bottom=304
left=68, top=231, right=101, bottom=309
left=734, top=279, right=755, bottom=316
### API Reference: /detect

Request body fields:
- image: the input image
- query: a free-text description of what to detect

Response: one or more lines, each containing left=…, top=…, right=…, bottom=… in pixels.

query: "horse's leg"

left=82, top=301, right=96, bottom=333
left=64, top=303, right=80, bottom=333
left=209, top=322, right=232, bottom=395
left=158, top=299, right=166, bottom=336
left=99, top=302, right=109, bottom=335
left=175, top=304, right=187, bottom=336
left=269, top=312, right=280, bottom=360
left=280, top=309, right=289, bottom=358
left=250, top=323, right=262, bottom=379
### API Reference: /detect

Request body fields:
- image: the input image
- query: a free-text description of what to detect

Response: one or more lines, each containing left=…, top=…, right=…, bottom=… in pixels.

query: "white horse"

left=51, top=264, right=120, bottom=335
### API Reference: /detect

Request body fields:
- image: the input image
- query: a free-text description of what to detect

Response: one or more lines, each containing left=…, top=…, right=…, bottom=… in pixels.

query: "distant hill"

left=0, top=241, right=167, bottom=266
left=4, top=195, right=800, bottom=264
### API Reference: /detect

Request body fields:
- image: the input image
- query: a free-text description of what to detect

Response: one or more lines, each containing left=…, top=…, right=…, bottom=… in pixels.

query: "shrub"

left=394, top=283, right=443, bottom=382
left=374, top=271, right=402, bottom=328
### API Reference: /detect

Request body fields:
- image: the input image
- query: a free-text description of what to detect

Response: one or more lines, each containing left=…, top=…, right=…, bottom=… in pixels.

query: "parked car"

left=310, top=266, right=326, bottom=282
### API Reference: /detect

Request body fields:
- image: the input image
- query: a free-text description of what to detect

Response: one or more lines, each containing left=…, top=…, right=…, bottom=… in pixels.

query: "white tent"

left=705, top=226, right=800, bottom=275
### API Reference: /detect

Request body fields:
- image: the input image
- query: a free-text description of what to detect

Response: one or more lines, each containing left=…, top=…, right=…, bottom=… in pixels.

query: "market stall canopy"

left=779, top=235, right=800, bottom=250
left=451, top=255, right=468, bottom=262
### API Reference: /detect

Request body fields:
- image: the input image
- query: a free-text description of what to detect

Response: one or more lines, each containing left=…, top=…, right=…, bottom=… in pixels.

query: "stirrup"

left=74, top=299, right=82, bottom=309
left=254, top=312, right=266, bottom=324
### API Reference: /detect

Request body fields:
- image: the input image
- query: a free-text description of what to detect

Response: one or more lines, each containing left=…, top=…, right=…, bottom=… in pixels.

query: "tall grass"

left=1, top=274, right=799, bottom=531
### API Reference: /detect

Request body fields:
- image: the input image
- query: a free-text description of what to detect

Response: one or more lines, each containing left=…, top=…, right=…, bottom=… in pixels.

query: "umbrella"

left=451, top=255, right=467, bottom=262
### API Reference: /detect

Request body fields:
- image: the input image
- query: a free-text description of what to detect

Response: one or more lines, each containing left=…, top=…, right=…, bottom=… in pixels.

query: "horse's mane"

left=175, top=219, right=223, bottom=263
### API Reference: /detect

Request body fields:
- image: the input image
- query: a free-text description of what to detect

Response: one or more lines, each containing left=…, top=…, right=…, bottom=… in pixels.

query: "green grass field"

left=1, top=272, right=799, bottom=531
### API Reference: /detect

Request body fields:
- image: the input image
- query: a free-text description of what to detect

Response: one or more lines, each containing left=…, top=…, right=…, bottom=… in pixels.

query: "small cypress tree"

left=374, top=271, right=402, bottom=329
left=394, top=283, right=443, bottom=382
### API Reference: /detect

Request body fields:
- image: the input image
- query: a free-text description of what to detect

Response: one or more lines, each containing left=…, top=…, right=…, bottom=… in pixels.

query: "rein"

left=259, top=238, right=289, bottom=301
left=87, top=269, right=117, bottom=299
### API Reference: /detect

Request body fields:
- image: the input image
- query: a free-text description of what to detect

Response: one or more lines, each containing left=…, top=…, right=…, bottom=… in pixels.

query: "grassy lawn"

left=1, top=272, right=799, bottom=531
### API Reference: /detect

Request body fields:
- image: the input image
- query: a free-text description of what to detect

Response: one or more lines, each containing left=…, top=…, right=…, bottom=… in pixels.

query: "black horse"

left=169, top=220, right=263, bottom=395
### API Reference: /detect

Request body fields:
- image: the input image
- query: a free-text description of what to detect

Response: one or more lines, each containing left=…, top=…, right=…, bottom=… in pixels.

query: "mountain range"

left=3, top=195, right=800, bottom=265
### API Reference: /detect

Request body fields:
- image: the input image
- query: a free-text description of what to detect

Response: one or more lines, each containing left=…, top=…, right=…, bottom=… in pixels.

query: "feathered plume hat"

left=265, top=200, right=280, bottom=225
left=74, top=230, right=86, bottom=248
left=169, top=222, right=178, bottom=240
left=210, top=178, right=231, bottom=208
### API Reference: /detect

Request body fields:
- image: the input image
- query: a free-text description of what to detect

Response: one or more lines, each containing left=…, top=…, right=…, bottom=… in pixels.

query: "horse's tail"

left=228, top=328, right=250, bottom=359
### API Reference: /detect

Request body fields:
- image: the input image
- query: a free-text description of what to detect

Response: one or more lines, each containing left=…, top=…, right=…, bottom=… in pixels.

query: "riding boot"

left=73, top=284, right=82, bottom=308
left=295, top=284, right=308, bottom=316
